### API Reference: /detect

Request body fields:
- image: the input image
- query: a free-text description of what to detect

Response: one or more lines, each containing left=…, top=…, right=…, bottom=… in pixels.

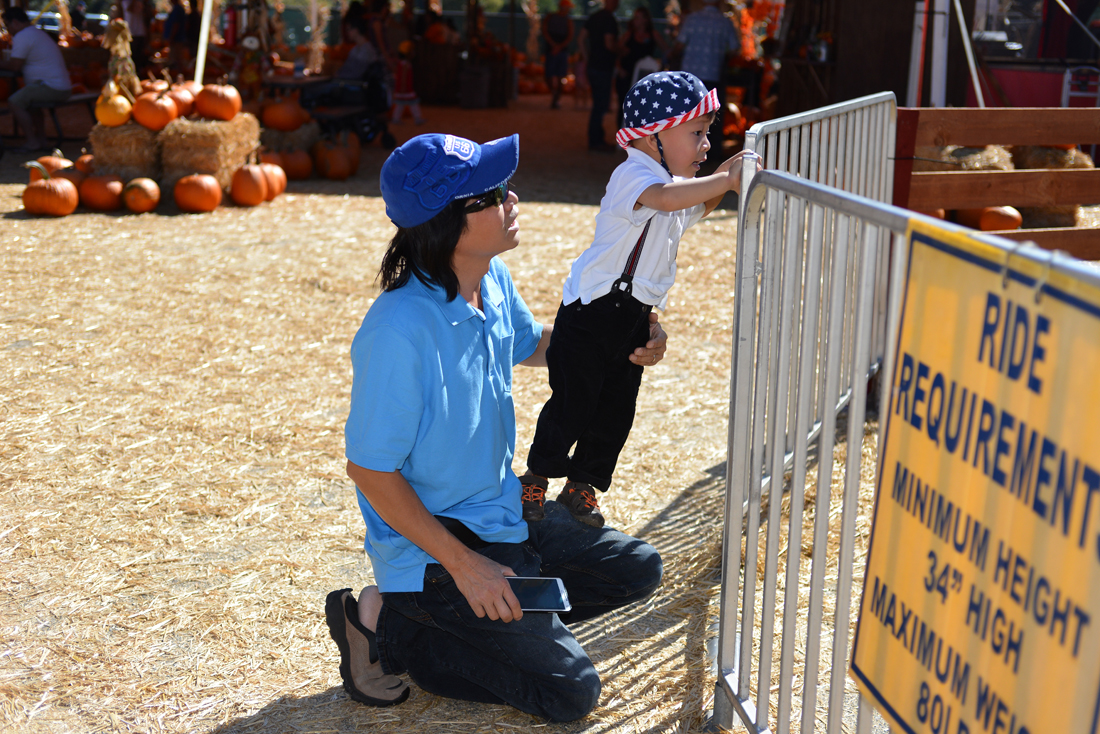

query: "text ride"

left=850, top=222, right=1100, bottom=734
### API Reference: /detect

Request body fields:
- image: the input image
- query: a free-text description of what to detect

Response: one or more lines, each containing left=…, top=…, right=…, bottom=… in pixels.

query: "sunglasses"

left=464, top=181, right=510, bottom=213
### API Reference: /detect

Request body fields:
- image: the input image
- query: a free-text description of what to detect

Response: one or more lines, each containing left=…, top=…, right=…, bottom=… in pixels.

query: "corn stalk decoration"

left=523, top=0, right=539, bottom=60
left=308, top=2, right=329, bottom=73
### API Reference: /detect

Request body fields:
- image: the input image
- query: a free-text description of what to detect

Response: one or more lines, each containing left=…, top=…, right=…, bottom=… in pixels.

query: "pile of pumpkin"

left=95, top=76, right=243, bottom=131
left=21, top=149, right=288, bottom=217
left=254, top=95, right=360, bottom=181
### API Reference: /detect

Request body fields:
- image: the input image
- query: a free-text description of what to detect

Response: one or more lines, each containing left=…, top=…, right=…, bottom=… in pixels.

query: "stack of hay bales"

left=88, top=121, right=160, bottom=181
left=88, top=113, right=261, bottom=192
left=1010, top=146, right=1096, bottom=228
left=160, top=113, right=261, bottom=190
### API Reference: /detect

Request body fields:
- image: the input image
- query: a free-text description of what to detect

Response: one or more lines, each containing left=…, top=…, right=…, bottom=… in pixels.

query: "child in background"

left=519, top=71, right=760, bottom=527
left=391, top=40, right=425, bottom=124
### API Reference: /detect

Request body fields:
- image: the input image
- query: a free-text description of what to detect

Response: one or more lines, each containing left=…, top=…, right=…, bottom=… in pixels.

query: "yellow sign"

left=851, top=220, right=1100, bottom=734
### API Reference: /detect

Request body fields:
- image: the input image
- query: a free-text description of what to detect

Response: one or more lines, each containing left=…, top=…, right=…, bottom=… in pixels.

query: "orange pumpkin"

left=74, top=153, right=95, bottom=174
left=174, top=173, right=223, bottom=212
left=315, top=141, right=352, bottom=181
left=22, top=162, right=80, bottom=216
left=230, top=164, right=269, bottom=206
left=259, top=162, right=287, bottom=200
left=262, top=96, right=309, bottom=132
left=259, top=150, right=283, bottom=167
left=123, top=178, right=161, bottom=213
left=52, top=166, right=87, bottom=188
left=194, top=83, right=242, bottom=121
left=26, top=150, right=73, bottom=182
left=979, top=206, right=1023, bottom=231
left=141, top=77, right=170, bottom=94
left=95, top=81, right=133, bottom=126
left=281, top=149, right=313, bottom=180
left=166, top=86, right=194, bottom=116
left=176, top=77, right=204, bottom=97
left=79, top=174, right=125, bottom=211
left=955, top=206, right=1023, bottom=232
left=344, top=131, right=361, bottom=175
left=132, top=90, right=179, bottom=131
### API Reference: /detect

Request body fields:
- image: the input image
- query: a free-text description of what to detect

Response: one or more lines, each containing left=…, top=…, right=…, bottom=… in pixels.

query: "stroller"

left=303, top=60, right=397, bottom=150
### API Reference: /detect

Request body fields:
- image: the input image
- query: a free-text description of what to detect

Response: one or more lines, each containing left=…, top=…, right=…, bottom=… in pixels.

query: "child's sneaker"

left=325, top=588, right=410, bottom=707
left=519, top=473, right=548, bottom=521
left=557, top=481, right=605, bottom=528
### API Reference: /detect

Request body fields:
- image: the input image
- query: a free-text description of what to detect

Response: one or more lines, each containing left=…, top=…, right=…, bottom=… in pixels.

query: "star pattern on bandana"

left=621, top=71, right=710, bottom=133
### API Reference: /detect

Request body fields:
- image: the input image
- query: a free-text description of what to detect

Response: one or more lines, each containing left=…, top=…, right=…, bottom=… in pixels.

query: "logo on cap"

left=402, top=145, right=472, bottom=211
left=443, top=135, right=476, bottom=161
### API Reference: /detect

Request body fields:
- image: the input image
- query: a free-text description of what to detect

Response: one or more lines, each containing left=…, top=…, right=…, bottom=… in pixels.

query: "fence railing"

left=711, top=168, right=1035, bottom=734
left=737, top=93, right=898, bottom=492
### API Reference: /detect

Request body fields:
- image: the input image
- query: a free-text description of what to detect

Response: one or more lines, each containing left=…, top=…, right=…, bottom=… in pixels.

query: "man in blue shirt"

left=675, top=0, right=739, bottom=142
left=326, top=133, right=666, bottom=721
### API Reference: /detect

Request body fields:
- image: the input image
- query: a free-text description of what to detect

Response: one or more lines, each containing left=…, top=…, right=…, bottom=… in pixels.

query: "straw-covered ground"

left=2, top=97, right=887, bottom=734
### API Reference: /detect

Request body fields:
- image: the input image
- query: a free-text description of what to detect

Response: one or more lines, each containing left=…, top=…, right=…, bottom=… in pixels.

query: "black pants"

left=527, top=292, right=652, bottom=491
left=587, top=64, right=614, bottom=148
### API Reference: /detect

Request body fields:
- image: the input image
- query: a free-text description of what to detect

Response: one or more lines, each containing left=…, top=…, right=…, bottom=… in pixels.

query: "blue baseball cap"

left=380, top=133, right=520, bottom=228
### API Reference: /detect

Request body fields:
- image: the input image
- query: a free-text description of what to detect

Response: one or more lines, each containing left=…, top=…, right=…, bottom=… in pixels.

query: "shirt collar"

left=417, top=266, right=504, bottom=326
left=626, top=145, right=681, bottom=183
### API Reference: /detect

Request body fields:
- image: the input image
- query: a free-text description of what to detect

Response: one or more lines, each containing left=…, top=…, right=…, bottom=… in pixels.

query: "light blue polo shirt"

left=345, top=257, right=543, bottom=592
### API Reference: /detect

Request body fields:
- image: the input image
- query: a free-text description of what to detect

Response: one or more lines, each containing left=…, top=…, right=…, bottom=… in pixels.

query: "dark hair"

left=379, top=200, right=469, bottom=301
left=2, top=7, right=31, bottom=24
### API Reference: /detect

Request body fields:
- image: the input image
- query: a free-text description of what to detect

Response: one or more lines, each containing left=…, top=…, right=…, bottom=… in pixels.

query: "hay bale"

left=159, top=112, right=261, bottom=190
left=88, top=121, right=160, bottom=181
left=912, top=145, right=1014, bottom=173
left=260, top=119, right=322, bottom=155
left=1009, top=146, right=1095, bottom=228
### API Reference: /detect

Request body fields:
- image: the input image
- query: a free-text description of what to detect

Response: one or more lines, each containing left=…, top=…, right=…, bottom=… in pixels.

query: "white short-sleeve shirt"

left=562, top=147, right=705, bottom=310
left=11, top=26, right=72, bottom=92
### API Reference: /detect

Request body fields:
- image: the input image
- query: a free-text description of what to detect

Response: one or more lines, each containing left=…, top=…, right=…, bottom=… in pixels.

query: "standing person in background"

left=578, top=0, right=619, bottom=152
left=120, top=0, right=152, bottom=74
left=541, top=0, right=573, bottom=110
left=615, top=7, right=665, bottom=129
left=162, top=0, right=189, bottom=73
left=390, top=40, right=424, bottom=123
left=0, top=7, right=72, bottom=154
left=674, top=0, right=738, bottom=146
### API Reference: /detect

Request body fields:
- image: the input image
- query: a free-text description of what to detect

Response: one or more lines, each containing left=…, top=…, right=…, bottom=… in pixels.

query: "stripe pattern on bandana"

left=615, top=71, right=720, bottom=150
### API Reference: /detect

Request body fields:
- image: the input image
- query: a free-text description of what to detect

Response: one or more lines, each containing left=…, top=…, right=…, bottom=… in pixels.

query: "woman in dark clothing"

left=615, top=7, right=666, bottom=128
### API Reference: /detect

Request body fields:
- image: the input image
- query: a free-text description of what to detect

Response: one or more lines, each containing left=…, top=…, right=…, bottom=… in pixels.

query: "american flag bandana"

left=615, top=71, right=721, bottom=150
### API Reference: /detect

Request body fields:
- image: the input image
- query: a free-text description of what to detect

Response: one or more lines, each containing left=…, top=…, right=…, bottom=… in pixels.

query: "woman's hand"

left=629, top=311, right=668, bottom=366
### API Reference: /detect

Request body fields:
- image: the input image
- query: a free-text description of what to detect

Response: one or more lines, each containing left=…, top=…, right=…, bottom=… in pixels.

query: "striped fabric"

left=615, top=71, right=720, bottom=149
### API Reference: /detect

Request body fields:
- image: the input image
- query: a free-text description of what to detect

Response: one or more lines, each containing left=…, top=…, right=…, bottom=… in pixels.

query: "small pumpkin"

left=281, top=148, right=313, bottom=180
left=52, top=166, right=88, bottom=188
left=259, top=150, right=283, bottom=167
left=344, top=130, right=361, bottom=175
left=259, top=162, right=287, bottom=200
left=74, top=153, right=95, bottom=174
left=95, top=81, right=133, bottom=127
left=26, top=150, right=73, bottom=182
left=262, top=96, right=309, bottom=132
left=175, top=76, right=204, bottom=97
left=122, top=178, right=161, bottom=213
left=174, top=173, right=223, bottom=212
left=22, top=162, right=80, bottom=216
left=132, top=90, right=179, bottom=131
left=194, top=82, right=242, bottom=121
left=955, top=206, right=1023, bottom=232
left=166, top=85, right=194, bottom=116
left=230, top=164, right=268, bottom=207
left=79, top=174, right=125, bottom=211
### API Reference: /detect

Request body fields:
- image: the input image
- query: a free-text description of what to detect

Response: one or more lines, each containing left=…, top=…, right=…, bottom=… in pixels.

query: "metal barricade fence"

left=710, top=169, right=1032, bottom=734
left=739, top=92, right=898, bottom=489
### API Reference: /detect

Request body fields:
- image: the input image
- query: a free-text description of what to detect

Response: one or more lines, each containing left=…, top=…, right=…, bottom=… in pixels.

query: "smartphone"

left=506, top=576, right=571, bottom=613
